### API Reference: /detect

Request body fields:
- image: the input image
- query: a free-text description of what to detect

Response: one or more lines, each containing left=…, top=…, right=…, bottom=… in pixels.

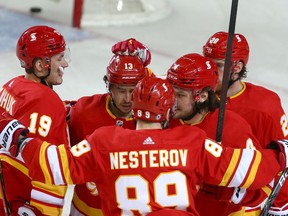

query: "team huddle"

left=0, top=25, right=287, bottom=216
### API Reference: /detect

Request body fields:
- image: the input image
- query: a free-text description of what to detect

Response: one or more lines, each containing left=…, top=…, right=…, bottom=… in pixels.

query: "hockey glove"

left=268, top=139, right=288, bottom=169
left=111, top=38, right=151, bottom=67
left=268, top=205, right=288, bottom=216
left=0, top=108, right=28, bottom=151
left=63, top=100, right=77, bottom=122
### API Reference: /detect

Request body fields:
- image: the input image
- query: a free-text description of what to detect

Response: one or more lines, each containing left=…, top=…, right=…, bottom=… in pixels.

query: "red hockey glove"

left=63, top=100, right=77, bottom=122
left=0, top=108, right=28, bottom=151
left=111, top=38, right=151, bottom=67
left=268, top=139, right=288, bottom=169
left=269, top=204, right=288, bottom=216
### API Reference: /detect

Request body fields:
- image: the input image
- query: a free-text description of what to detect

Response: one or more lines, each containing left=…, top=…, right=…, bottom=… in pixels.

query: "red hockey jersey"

left=0, top=150, right=43, bottom=215
left=226, top=81, right=288, bottom=209
left=170, top=109, right=268, bottom=215
left=68, top=93, right=135, bottom=216
left=22, top=125, right=281, bottom=216
left=226, top=82, right=287, bottom=146
left=0, top=76, right=69, bottom=215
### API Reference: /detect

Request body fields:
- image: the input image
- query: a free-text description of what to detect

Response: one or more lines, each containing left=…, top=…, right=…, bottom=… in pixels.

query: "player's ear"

left=199, top=91, right=208, bottom=103
left=34, top=59, right=46, bottom=71
left=233, top=61, right=243, bottom=73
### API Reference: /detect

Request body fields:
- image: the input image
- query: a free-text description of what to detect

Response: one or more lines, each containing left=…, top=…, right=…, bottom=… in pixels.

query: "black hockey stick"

left=216, top=0, right=239, bottom=142
left=0, top=160, right=11, bottom=216
left=260, top=167, right=288, bottom=215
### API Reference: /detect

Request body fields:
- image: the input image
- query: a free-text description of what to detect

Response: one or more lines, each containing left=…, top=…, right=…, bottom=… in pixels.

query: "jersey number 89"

left=115, top=171, right=189, bottom=215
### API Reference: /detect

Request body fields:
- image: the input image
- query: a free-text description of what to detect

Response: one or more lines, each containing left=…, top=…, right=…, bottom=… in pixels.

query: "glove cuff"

left=268, top=208, right=288, bottom=216
left=18, top=137, right=33, bottom=153
left=0, top=119, right=26, bottom=149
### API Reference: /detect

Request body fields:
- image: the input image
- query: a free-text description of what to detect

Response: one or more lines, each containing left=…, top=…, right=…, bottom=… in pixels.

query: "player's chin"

left=120, top=106, right=132, bottom=114
left=54, top=78, right=63, bottom=85
left=172, top=111, right=182, bottom=119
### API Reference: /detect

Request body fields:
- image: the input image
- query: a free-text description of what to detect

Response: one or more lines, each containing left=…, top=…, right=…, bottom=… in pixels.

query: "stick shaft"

left=260, top=169, right=288, bottom=215
left=0, top=160, right=11, bottom=216
left=216, top=0, right=239, bottom=142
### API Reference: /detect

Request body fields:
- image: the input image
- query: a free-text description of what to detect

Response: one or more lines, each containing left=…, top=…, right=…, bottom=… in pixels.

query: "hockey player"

left=0, top=26, right=70, bottom=215
left=202, top=31, right=288, bottom=215
left=166, top=53, right=267, bottom=215
left=0, top=76, right=286, bottom=216
left=68, top=52, right=154, bottom=214
left=0, top=150, right=43, bottom=216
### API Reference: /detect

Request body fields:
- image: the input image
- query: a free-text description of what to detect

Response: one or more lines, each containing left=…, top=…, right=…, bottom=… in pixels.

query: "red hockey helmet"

left=203, top=31, right=250, bottom=65
left=16, top=25, right=66, bottom=69
left=106, top=54, right=147, bottom=85
left=132, top=76, right=176, bottom=123
left=166, top=53, right=219, bottom=93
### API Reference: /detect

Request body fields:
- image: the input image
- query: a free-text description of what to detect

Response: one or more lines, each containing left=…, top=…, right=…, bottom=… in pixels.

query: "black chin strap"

left=228, top=71, right=240, bottom=88
left=33, top=68, right=52, bottom=88
left=162, top=120, right=169, bottom=129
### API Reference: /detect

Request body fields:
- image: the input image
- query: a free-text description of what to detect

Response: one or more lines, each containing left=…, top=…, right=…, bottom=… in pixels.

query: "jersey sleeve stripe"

left=30, top=199, right=64, bottom=216
left=31, top=187, right=65, bottom=205
left=262, top=185, right=272, bottom=196
left=58, top=144, right=73, bottom=184
left=241, top=150, right=262, bottom=188
left=71, top=192, right=104, bottom=215
left=47, top=145, right=65, bottom=185
left=39, top=142, right=53, bottom=184
left=219, top=149, right=241, bottom=186
left=228, top=149, right=255, bottom=187
left=0, top=154, right=29, bottom=176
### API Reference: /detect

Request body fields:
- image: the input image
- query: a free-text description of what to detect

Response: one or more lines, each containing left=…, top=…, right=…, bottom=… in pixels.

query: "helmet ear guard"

left=192, top=89, right=201, bottom=102
left=103, top=75, right=111, bottom=93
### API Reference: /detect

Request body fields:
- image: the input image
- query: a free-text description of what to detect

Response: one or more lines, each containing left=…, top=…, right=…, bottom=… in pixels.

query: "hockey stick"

left=260, top=167, right=288, bottom=215
left=216, top=0, right=239, bottom=142
left=0, top=160, right=11, bottom=216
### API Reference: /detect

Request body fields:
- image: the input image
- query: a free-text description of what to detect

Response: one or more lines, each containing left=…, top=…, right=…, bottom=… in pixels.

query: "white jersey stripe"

left=47, top=145, right=65, bottom=185
left=70, top=203, right=85, bottom=216
left=228, top=149, right=255, bottom=187
left=31, top=188, right=64, bottom=206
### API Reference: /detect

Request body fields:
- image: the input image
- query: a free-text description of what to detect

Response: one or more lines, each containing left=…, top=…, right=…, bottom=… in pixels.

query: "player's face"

left=212, top=59, right=225, bottom=94
left=172, top=87, right=194, bottom=119
left=46, top=51, right=69, bottom=86
left=110, top=84, right=135, bottom=116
